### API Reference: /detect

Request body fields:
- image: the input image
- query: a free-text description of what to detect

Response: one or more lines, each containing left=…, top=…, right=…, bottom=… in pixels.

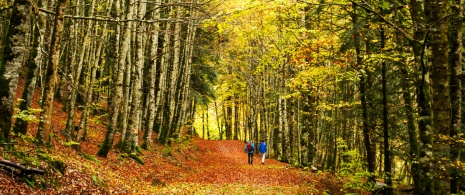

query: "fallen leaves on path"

left=0, top=77, right=344, bottom=194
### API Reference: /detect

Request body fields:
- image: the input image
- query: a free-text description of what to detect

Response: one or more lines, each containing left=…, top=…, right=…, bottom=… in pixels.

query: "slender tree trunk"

left=97, top=0, right=131, bottom=157
left=123, top=0, right=145, bottom=153
left=215, top=100, right=223, bottom=139
left=142, top=0, right=161, bottom=149
left=157, top=0, right=173, bottom=144
left=64, top=0, right=96, bottom=141
left=408, top=0, right=433, bottom=192
left=277, top=96, right=284, bottom=161
left=448, top=0, right=463, bottom=192
left=119, top=51, right=131, bottom=146
left=380, top=25, right=393, bottom=195
left=351, top=3, right=376, bottom=189
left=36, top=0, right=68, bottom=145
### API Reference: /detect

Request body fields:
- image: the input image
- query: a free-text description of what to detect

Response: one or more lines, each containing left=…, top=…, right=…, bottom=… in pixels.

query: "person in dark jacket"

left=259, top=140, right=267, bottom=164
left=244, top=140, right=254, bottom=164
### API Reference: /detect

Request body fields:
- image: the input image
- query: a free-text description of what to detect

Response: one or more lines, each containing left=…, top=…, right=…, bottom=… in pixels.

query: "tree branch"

left=348, top=0, right=414, bottom=42
left=38, top=8, right=199, bottom=24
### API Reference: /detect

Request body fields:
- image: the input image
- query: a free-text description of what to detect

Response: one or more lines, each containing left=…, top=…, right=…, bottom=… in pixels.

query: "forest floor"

left=0, top=76, right=360, bottom=194
left=0, top=135, right=346, bottom=194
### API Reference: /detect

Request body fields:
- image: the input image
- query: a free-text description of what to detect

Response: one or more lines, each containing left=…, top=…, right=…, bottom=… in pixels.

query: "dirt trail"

left=189, top=139, right=298, bottom=185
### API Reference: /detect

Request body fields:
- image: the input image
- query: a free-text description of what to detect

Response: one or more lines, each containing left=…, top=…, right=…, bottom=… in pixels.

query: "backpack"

left=247, top=142, right=253, bottom=151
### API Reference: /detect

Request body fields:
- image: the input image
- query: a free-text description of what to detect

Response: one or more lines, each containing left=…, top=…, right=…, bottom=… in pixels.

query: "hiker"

left=244, top=140, right=254, bottom=164
left=259, top=139, right=267, bottom=164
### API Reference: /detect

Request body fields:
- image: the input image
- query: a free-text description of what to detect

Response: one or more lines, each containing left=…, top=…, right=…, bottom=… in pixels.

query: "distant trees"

left=206, top=0, right=463, bottom=194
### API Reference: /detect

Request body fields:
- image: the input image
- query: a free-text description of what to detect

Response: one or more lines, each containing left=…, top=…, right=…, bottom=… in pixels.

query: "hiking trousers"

left=260, top=152, right=266, bottom=164
left=248, top=153, right=253, bottom=164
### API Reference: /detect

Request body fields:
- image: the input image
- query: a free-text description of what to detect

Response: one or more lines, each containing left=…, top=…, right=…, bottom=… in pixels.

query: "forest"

left=0, top=0, right=464, bottom=194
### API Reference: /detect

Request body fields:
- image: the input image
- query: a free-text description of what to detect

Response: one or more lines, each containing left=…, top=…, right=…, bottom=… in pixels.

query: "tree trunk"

left=142, top=0, right=161, bottom=149
left=0, top=0, right=32, bottom=141
left=36, top=0, right=68, bottom=145
left=352, top=2, right=376, bottom=189
left=380, top=25, right=393, bottom=195
left=157, top=0, right=173, bottom=144
left=425, top=0, right=451, bottom=193
left=122, top=0, right=145, bottom=153
left=97, top=0, right=131, bottom=157
left=13, top=11, right=40, bottom=135
left=448, top=0, right=463, bottom=192
left=64, top=0, right=96, bottom=141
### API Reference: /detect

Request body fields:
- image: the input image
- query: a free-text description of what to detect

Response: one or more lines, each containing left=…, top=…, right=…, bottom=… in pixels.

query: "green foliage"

left=13, top=132, right=37, bottom=143
left=37, top=153, right=67, bottom=175
left=129, top=153, right=144, bottom=165
left=23, top=177, right=35, bottom=188
left=79, top=153, right=100, bottom=163
left=88, top=112, right=108, bottom=125
left=119, top=153, right=144, bottom=165
left=12, top=106, right=41, bottom=123
left=92, top=174, right=101, bottom=187
left=63, top=141, right=80, bottom=147
left=337, top=138, right=376, bottom=192
left=162, top=148, right=172, bottom=157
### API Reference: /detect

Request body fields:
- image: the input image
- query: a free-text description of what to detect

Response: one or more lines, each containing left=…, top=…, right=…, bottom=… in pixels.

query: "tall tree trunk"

left=408, top=0, right=433, bottom=192
left=13, top=12, right=40, bottom=135
left=352, top=3, right=376, bottom=189
left=425, top=0, right=451, bottom=193
left=380, top=25, right=393, bottom=195
left=0, top=0, right=32, bottom=141
left=214, top=100, right=223, bottom=139
left=157, top=0, right=173, bottom=144
left=124, top=0, right=146, bottom=153
left=64, top=0, right=96, bottom=141
left=36, top=0, right=68, bottom=145
left=448, top=0, right=463, bottom=192
left=142, top=0, right=161, bottom=149
left=277, top=96, right=284, bottom=161
left=97, top=0, right=131, bottom=157
left=167, top=2, right=183, bottom=141
left=119, top=51, right=131, bottom=146
left=178, top=6, right=196, bottom=139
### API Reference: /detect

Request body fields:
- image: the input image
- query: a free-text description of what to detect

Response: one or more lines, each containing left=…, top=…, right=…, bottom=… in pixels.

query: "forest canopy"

left=0, top=0, right=464, bottom=194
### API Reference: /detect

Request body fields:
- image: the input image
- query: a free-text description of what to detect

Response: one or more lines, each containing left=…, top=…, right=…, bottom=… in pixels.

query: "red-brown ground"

left=0, top=74, right=345, bottom=194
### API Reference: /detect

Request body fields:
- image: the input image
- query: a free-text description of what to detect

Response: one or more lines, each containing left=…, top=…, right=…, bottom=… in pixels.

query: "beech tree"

left=0, top=0, right=33, bottom=141
left=36, top=0, right=68, bottom=145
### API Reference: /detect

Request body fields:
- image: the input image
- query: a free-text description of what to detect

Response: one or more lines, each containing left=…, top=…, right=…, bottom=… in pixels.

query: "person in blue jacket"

left=244, top=140, right=254, bottom=164
left=259, top=139, right=267, bottom=165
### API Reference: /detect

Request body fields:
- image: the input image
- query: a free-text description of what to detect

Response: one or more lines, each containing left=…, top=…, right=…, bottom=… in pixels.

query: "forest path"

left=190, top=139, right=299, bottom=185
left=153, top=138, right=339, bottom=194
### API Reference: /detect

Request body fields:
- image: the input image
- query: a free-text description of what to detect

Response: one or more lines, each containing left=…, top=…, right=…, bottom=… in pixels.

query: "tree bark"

left=124, top=0, right=145, bottom=153
left=64, top=0, right=96, bottom=141
left=425, top=0, right=451, bottom=193
left=0, top=0, right=32, bottom=141
left=13, top=9, right=39, bottom=135
left=448, top=0, right=463, bottom=192
left=351, top=2, right=376, bottom=189
left=36, top=0, right=68, bottom=145
left=380, top=25, right=393, bottom=195
left=97, top=0, right=130, bottom=157
left=142, top=0, right=161, bottom=150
